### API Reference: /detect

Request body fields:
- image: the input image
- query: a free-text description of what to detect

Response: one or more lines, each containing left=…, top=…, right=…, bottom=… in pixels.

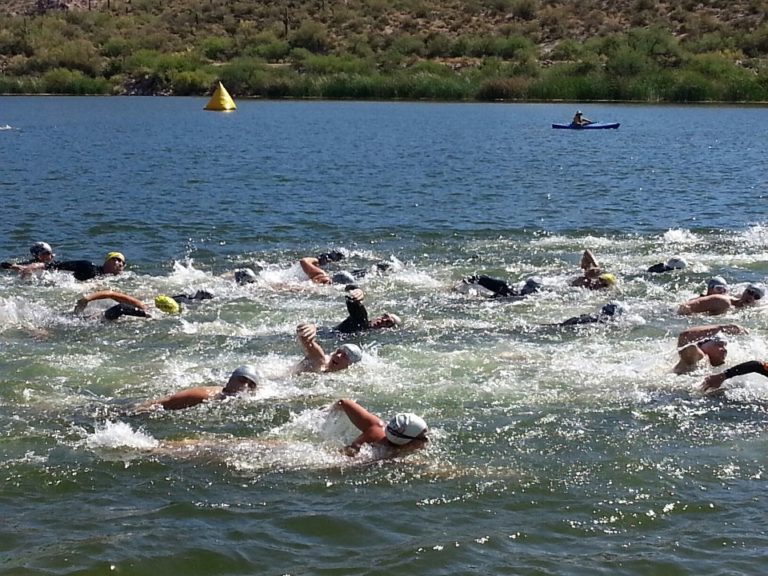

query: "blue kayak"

left=552, top=122, right=620, bottom=130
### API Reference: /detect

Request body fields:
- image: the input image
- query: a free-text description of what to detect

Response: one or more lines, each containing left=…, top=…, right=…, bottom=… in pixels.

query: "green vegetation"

left=1, top=0, right=767, bottom=102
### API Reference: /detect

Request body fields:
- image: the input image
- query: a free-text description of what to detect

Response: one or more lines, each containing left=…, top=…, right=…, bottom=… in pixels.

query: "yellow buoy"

left=204, top=81, right=236, bottom=111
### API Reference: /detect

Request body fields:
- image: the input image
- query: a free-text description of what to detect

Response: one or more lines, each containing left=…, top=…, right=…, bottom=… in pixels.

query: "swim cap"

left=331, top=271, right=356, bottom=285
left=105, top=251, right=125, bottom=263
left=234, top=268, right=258, bottom=285
left=665, top=257, right=687, bottom=270
left=231, top=364, right=260, bottom=387
left=598, top=273, right=617, bottom=286
left=521, top=276, right=543, bottom=295
left=576, top=110, right=582, bottom=114
left=745, top=284, right=765, bottom=299
left=338, top=343, right=363, bottom=364
left=600, top=302, right=625, bottom=317
left=154, top=295, right=181, bottom=315
left=385, top=413, right=428, bottom=445
left=30, top=242, right=52, bottom=257
left=707, top=276, right=728, bottom=293
left=388, top=313, right=402, bottom=326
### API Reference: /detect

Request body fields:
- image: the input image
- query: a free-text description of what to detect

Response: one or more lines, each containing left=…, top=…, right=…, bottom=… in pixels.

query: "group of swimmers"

left=4, top=240, right=767, bottom=458
left=2, top=241, right=428, bottom=458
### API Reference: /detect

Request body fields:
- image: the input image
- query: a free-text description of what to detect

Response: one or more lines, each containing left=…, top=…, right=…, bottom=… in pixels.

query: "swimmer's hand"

left=296, top=323, right=317, bottom=342
left=346, top=288, right=364, bottom=303
left=0, top=261, right=12, bottom=269
left=74, top=297, right=90, bottom=314
left=701, top=373, right=727, bottom=394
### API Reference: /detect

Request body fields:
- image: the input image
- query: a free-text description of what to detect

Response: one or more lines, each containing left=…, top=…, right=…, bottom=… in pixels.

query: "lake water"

left=1, top=97, right=768, bottom=575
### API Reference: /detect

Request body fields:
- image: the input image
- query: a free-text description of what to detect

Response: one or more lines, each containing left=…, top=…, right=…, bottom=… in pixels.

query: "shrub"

left=290, top=21, right=330, bottom=53
left=511, top=0, right=538, bottom=21
left=200, top=36, right=235, bottom=60
left=41, top=68, right=109, bottom=94
left=171, top=69, right=216, bottom=95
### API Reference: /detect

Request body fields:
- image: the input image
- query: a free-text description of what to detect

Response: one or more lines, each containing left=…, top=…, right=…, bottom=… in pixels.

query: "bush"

left=41, top=67, right=109, bottom=94
left=171, top=69, right=216, bottom=95
left=289, top=21, right=330, bottom=53
left=200, top=36, right=235, bottom=60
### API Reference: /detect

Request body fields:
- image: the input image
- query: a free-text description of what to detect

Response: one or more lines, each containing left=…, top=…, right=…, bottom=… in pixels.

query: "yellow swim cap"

left=105, top=251, right=125, bottom=263
left=599, top=273, right=617, bottom=286
left=154, top=295, right=181, bottom=315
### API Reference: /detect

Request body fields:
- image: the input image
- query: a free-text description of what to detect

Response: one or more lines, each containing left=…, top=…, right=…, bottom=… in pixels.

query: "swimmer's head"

left=600, top=302, right=625, bottom=317
left=598, top=273, right=617, bottom=288
left=521, top=276, right=543, bottom=295
left=706, top=276, right=728, bottom=295
left=665, top=257, right=687, bottom=271
left=698, top=335, right=728, bottom=366
left=370, top=312, right=402, bottom=329
left=30, top=242, right=53, bottom=259
left=338, top=343, right=363, bottom=364
left=331, top=271, right=356, bottom=285
left=234, top=268, right=258, bottom=285
left=154, top=295, right=181, bottom=315
left=385, top=413, right=429, bottom=446
left=317, top=251, right=345, bottom=266
left=104, top=252, right=126, bottom=275
left=224, top=364, right=260, bottom=393
left=743, top=284, right=765, bottom=303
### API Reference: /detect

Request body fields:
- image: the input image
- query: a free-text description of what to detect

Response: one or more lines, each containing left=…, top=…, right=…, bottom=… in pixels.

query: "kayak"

left=552, top=122, right=620, bottom=130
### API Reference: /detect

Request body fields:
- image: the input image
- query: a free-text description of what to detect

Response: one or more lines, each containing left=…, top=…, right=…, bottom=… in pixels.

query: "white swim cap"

left=665, top=257, right=687, bottom=270
left=386, top=413, right=428, bottom=445
left=234, top=268, right=258, bottom=285
left=30, top=242, right=52, bottom=257
left=231, top=364, right=260, bottom=387
left=707, top=276, right=728, bottom=292
left=338, top=343, right=363, bottom=364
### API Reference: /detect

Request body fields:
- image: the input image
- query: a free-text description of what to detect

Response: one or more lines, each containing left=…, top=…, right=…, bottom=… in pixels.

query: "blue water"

left=1, top=98, right=768, bottom=575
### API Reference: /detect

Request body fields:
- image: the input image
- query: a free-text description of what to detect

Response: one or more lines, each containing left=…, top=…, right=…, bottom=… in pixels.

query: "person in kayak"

left=678, top=284, right=763, bottom=316
left=672, top=324, right=746, bottom=374
left=572, top=110, right=592, bottom=126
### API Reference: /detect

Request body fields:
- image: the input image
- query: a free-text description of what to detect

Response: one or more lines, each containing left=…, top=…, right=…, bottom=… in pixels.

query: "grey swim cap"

left=385, top=413, right=428, bottom=445
left=665, top=257, right=687, bottom=270
left=234, top=268, right=258, bottom=285
left=707, top=276, right=728, bottom=293
left=30, top=242, right=52, bottom=257
left=230, top=364, right=260, bottom=387
left=338, top=343, right=363, bottom=364
left=745, top=284, right=765, bottom=299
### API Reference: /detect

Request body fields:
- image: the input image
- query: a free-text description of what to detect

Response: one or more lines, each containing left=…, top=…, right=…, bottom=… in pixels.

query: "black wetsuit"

left=722, top=361, right=768, bottom=380
left=463, top=275, right=541, bottom=298
left=559, top=303, right=622, bottom=326
left=104, top=291, right=213, bottom=321
left=334, top=292, right=371, bottom=334
left=48, top=260, right=104, bottom=281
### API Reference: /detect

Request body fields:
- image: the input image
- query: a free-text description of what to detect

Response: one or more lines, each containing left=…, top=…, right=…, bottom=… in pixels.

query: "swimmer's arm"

left=334, top=398, right=385, bottom=449
left=75, top=290, right=146, bottom=313
left=677, top=324, right=747, bottom=347
left=674, top=344, right=705, bottom=374
left=344, top=289, right=369, bottom=328
left=580, top=250, right=599, bottom=271
left=140, top=386, right=222, bottom=411
left=12, top=262, right=46, bottom=278
left=701, top=360, right=768, bottom=393
left=296, top=323, right=327, bottom=367
left=299, top=257, right=330, bottom=284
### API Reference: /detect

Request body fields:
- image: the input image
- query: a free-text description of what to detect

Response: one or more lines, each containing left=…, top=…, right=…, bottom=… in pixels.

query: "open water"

left=1, top=97, right=768, bottom=575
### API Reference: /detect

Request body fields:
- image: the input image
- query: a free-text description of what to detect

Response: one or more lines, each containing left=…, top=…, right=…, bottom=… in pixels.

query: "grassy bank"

left=1, top=0, right=767, bottom=101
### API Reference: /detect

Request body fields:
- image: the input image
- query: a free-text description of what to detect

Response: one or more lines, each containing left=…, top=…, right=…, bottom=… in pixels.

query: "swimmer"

left=1, top=242, right=57, bottom=276
left=557, top=302, right=625, bottom=326
left=234, top=268, right=258, bottom=285
left=334, top=286, right=401, bottom=334
left=673, top=324, right=746, bottom=375
left=678, top=284, right=764, bottom=316
left=20, top=251, right=127, bottom=281
left=701, top=360, right=768, bottom=394
left=458, top=274, right=542, bottom=298
left=647, top=257, right=687, bottom=273
left=299, top=252, right=355, bottom=285
left=294, top=323, right=363, bottom=374
left=136, top=365, right=260, bottom=411
left=333, top=398, right=428, bottom=457
left=75, top=290, right=212, bottom=320
left=570, top=250, right=616, bottom=290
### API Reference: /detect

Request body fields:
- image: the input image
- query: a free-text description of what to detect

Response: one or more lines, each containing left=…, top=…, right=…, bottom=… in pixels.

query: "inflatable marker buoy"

left=204, top=82, right=236, bottom=111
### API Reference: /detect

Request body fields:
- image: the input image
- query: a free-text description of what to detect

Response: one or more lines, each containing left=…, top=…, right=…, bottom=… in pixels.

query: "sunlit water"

left=1, top=98, right=768, bottom=575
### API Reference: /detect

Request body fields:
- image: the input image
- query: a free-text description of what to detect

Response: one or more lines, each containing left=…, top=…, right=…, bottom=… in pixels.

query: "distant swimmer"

left=457, top=274, right=542, bottom=298
left=570, top=249, right=616, bottom=290
left=647, top=257, right=688, bottom=273
left=701, top=360, right=768, bottom=395
left=557, top=302, right=625, bottom=326
left=299, top=251, right=356, bottom=285
left=1, top=242, right=57, bottom=277
left=19, top=250, right=127, bottom=281
left=333, top=398, right=428, bottom=457
left=295, top=323, right=363, bottom=374
left=334, top=286, right=401, bottom=334
left=234, top=268, right=259, bottom=285
left=75, top=289, right=213, bottom=320
left=678, top=284, right=764, bottom=316
left=136, top=365, right=260, bottom=411
left=673, top=324, right=746, bottom=375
